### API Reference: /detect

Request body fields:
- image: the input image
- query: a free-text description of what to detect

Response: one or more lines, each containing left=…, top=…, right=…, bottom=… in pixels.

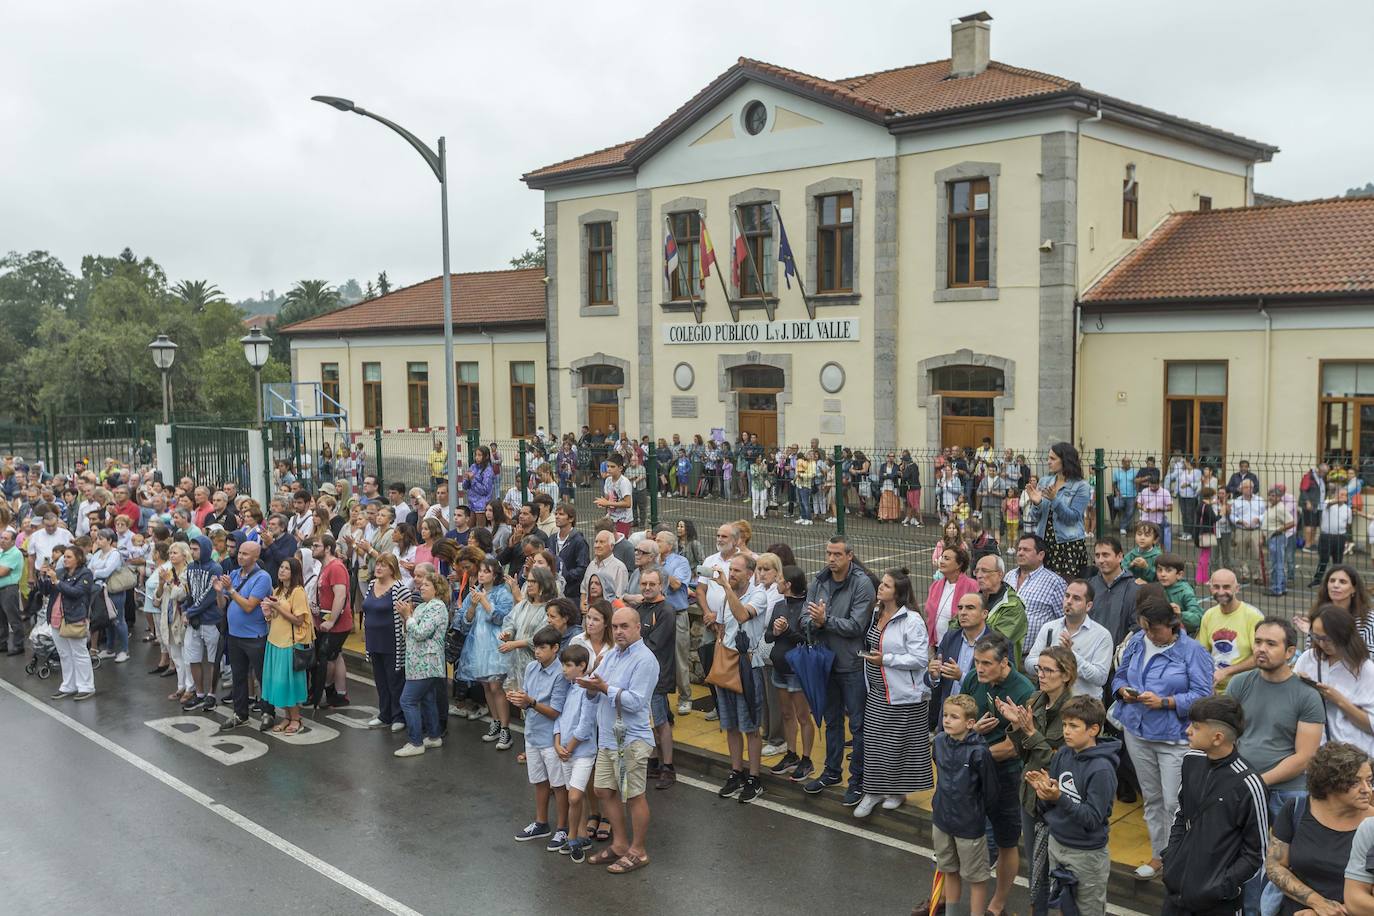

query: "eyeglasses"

left=635, top=548, right=656, bottom=556
left=1310, top=633, right=1334, bottom=645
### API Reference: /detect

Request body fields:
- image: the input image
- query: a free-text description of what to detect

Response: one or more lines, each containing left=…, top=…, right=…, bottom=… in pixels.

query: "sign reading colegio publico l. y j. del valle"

left=662, top=318, right=859, bottom=345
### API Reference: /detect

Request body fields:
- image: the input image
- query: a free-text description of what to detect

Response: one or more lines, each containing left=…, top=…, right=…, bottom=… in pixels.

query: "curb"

left=343, top=648, right=1162, bottom=910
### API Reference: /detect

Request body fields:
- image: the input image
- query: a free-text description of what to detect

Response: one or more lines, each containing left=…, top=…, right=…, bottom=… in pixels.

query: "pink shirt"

left=1136, top=486, right=1173, bottom=524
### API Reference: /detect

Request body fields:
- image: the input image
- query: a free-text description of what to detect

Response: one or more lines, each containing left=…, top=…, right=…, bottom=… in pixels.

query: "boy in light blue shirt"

left=506, top=627, right=569, bottom=850
left=554, top=642, right=597, bottom=862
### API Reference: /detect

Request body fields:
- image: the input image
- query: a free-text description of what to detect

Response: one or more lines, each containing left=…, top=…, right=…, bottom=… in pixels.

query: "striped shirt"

left=1008, top=565, right=1066, bottom=656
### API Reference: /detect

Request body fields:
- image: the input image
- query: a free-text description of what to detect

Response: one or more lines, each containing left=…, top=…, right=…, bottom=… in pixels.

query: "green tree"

left=172, top=279, right=227, bottom=311
left=377, top=271, right=392, bottom=295
left=509, top=229, right=545, bottom=269
left=196, top=338, right=290, bottom=419
left=279, top=280, right=341, bottom=325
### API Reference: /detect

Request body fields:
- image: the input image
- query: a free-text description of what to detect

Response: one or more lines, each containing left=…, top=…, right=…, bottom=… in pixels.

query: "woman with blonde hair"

left=159, top=541, right=192, bottom=702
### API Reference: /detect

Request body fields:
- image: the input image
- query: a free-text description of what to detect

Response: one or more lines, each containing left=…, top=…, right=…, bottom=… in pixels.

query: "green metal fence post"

left=518, top=439, right=528, bottom=497
left=467, top=429, right=480, bottom=473
left=1094, top=447, right=1108, bottom=537
left=647, top=447, right=659, bottom=526
left=833, top=444, right=846, bottom=536
left=374, top=427, right=384, bottom=484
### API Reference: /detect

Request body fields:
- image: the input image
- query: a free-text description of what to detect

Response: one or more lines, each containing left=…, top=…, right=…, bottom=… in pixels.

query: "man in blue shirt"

left=653, top=529, right=694, bottom=715
left=1111, top=457, right=1139, bottom=534
left=214, top=540, right=275, bottom=731
left=581, top=606, right=659, bottom=873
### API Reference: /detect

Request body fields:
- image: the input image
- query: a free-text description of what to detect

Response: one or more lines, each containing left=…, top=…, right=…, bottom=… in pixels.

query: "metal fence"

left=361, top=437, right=1368, bottom=625
left=170, top=425, right=255, bottom=493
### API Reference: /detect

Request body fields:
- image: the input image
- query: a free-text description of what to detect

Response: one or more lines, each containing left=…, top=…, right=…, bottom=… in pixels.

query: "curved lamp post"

left=148, top=334, right=178, bottom=424
left=310, top=94, right=457, bottom=523
left=240, top=327, right=271, bottom=427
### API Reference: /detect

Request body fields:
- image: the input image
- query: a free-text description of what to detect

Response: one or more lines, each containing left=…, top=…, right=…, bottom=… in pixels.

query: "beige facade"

left=289, top=333, right=547, bottom=437
left=1078, top=311, right=1374, bottom=457
left=528, top=33, right=1272, bottom=453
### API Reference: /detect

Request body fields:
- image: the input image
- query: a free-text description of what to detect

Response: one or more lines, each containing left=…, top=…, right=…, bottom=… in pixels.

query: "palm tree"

left=279, top=280, right=342, bottom=325
left=172, top=279, right=226, bottom=311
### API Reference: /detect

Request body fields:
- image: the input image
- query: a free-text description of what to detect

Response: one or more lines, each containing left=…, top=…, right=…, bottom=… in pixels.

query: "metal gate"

left=170, top=425, right=253, bottom=491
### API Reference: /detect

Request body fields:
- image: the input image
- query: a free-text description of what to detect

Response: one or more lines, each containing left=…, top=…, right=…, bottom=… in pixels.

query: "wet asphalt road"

left=0, top=642, right=1029, bottom=916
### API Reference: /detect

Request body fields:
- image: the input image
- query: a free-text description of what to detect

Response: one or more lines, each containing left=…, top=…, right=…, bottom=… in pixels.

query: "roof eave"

left=282, top=319, right=547, bottom=338
left=522, top=62, right=892, bottom=191
left=1078, top=291, right=1374, bottom=311
left=889, top=90, right=1277, bottom=163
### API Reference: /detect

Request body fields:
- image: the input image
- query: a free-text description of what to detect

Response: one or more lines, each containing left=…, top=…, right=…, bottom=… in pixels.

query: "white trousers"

left=54, top=633, right=96, bottom=693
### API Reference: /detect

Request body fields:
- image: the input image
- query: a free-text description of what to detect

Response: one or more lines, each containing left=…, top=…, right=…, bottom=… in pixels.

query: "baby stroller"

left=24, top=620, right=102, bottom=680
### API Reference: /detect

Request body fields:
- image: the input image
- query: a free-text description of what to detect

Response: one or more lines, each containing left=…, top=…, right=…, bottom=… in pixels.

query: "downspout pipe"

left=1259, top=299, right=1271, bottom=450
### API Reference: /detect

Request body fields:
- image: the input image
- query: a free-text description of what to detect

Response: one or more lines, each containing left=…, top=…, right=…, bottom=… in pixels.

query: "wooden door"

left=941, top=416, right=993, bottom=451
left=739, top=411, right=778, bottom=448
left=588, top=402, right=619, bottom=434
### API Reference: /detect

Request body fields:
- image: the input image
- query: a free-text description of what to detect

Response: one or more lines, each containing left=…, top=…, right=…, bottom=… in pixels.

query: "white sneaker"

left=881, top=795, right=904, bottom=810
left=394, top=743, right=425, bottom=758
left=761, top=742, right=787, bottom=757
left=390, top=722, right=405, bottom=733
left=423, top=737, right=443, bottom=748
left=1133, top=863, right=1158, bottom=879
left=677, top=699, right=692, bottom=715
left=114, top=652, right=129, bottom=663
left=853, top=794, right=881, bottom=818
left=467, top=705, right=489, bottom=721
left=366, top=717, right=385, bottom=728
left=98, top=650, right=116, bottom=659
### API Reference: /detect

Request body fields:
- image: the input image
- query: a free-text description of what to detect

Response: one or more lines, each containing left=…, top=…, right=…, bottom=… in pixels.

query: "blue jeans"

left=1268, top=536, right=1287, bottom=593
left=109, top=607, right=129, bottom=654
left=1242, top=788, right=1306, bottom=916
left=1285, top=534, right=1297, bottom=581
left=1161, top=518, right=1173, bottom=552
left=798, top=487, right=813, bottom=520
left=821, top=668, right=864, bottom=789
left=400, top=677, right=441, bottom=746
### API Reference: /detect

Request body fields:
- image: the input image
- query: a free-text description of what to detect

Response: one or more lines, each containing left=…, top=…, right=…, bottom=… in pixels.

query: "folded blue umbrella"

left=1048, top=865, right=1080, bottom=916
left=784, top=638, right=835, bottom=728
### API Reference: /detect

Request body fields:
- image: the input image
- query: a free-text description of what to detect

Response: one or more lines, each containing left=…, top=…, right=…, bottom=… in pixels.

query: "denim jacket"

left=1110, top=630, right=1214, bottom=743
left=1023, top=479, right=1092, bottom=542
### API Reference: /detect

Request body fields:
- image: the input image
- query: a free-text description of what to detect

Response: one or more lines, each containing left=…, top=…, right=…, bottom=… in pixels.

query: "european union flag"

left=774, top=204, right=798, bottom=290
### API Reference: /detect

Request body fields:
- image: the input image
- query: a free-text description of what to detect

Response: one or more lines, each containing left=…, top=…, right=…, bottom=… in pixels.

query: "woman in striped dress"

left=854, top=568, right=933, bottom=818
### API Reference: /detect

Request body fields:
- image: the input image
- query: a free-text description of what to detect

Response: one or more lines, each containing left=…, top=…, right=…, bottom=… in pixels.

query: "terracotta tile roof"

left=836, top=59, right=1075, bottom=117
left=242, top=313, right=274, bottom=329
left=524, top=56, right=1077, bottom=181
left=280, top=267, right=546, bottom=334
left=1081, top=197, right=1374, bottom=304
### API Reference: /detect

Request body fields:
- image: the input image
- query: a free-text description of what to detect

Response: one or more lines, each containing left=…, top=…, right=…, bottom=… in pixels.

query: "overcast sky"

left=3, top=1, right=1369, bottom=302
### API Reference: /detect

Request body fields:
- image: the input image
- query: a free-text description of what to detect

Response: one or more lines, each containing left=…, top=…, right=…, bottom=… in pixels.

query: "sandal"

left=271, top=720, right=288, bottom=733
left=283, top=720, right=303, bottom=735
left=586, top=847, right=619, bottom=866
left=607, top=853, right=649, bottom=874
left=516, top=753, right=527, bottom=764
left=584, top=815, right=600, bottom=839
left=594, top=816, right=612, bottom=842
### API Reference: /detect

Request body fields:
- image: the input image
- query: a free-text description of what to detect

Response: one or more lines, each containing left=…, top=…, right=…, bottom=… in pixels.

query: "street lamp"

left=240, top=327, right=271, bottom=426
left=311, top=94, right=458, bottom=524
left=147, top=334, right=178, bottom=424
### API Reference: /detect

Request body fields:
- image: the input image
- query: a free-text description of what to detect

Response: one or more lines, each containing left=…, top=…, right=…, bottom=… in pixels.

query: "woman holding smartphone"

left=455, top=557, right=515, bottom=750
left=261, top=557, right=312, bottom=734
left=1110, top=586, right=1214, bottom=879
left=1295, top=604, right=1374, bottom=755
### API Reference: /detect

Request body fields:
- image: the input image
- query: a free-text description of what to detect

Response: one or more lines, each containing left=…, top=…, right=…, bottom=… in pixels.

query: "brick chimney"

left=950, top=11, right=992, bottom=79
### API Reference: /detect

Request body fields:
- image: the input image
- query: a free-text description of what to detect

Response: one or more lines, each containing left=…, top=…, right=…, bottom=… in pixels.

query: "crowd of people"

left=6, top=436, right=1374, bottom=915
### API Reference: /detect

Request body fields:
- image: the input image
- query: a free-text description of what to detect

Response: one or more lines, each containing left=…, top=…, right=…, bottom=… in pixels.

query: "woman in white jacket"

left=854, top=568, right=933, bottom=818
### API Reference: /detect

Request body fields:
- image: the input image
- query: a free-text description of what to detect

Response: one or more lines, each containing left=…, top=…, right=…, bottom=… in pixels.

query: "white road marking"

left=0, top=677, right=423, bottom=916
left=673, top=772, right=1150, bottom=916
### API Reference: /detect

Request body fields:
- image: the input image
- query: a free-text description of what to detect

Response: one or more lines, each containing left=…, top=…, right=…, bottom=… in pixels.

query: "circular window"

left=819, top=362, right=845, bottom=394
left=742, top=101, right=767, bottom=136
left=673, top=362, right=695, bottom=391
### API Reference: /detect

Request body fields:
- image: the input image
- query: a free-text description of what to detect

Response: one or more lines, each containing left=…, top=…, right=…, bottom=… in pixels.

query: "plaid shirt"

left=1008, top=565, right=1067, bottom=655
left=1136, top=486, right=1173, bottom=524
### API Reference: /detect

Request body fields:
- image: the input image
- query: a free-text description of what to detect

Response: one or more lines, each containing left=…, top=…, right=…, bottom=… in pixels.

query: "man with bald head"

left=581, top=528, right=628, bottom=600
left=214, top=538, right=275, bottom=731
left=582, top=606, right=660, bottom=873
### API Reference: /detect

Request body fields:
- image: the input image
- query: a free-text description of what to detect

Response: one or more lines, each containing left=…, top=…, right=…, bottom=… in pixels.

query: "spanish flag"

left=699, top=215, right=719, bottom=280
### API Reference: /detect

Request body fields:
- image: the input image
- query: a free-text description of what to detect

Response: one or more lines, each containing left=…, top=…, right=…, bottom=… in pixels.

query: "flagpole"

left=733, top=206, right=775, bottom=322
left=665, top=215, right=703, bottom=325
left=701, top=210, right=736, bottom=322
left=774, top=203, right=815, bottom=320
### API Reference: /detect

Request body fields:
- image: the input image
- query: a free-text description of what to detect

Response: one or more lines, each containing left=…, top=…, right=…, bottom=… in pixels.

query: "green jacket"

left=1123, top=545, right=1160, bottom=583
left=1009, top=688, right=1068, bottom=815
left=1164, top=580, right=1203, bottom=635
left=987, top=585, right=1028, bottom=670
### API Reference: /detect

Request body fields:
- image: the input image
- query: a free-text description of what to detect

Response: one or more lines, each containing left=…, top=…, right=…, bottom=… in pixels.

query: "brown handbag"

left=706, top=640, right=744, bottom=694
